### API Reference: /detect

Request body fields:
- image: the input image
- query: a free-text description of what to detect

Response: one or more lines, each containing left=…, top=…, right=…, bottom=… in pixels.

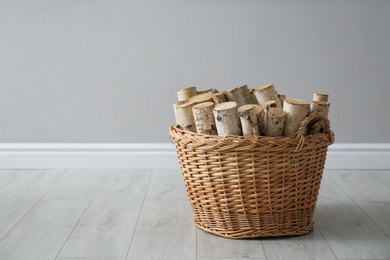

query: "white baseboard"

left=0, top=143, right=389, bottom=170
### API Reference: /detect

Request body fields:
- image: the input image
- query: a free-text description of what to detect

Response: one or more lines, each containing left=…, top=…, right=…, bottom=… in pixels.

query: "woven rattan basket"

left=169, top=111, right=334, bottom=239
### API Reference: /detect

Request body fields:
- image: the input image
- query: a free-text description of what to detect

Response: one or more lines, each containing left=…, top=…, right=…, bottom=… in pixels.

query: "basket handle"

left=294, top=111, right=334, bottom=151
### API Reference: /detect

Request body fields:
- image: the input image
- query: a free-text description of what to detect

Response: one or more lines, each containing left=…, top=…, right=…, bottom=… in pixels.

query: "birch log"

left=213, top=101, right=242, bottom=136
left=198, top=88, right=219, bottom=94
left=263, top=100, right=277, bottom=135
left=186, top=92, right=214, bottom=105
left=173, top=101, right=196, bottom=132
left=253, top=105, right=265, bottom=135
left=283, top=98, right=310, bottom=136
left=213, top=92, right=227, bottom=104
left=177, top=86, right=197, bottom=101
left=265, top=107, right=286, bottom=137
left=238, top=105, right=259, bottom=136
left=252, top=84, right=282, bottom=107
left=313, top=92, right=329, bottom=102
left=225, top=85, right=255, bottom=106
left=310, top=101, right=330, bottom=116
left=192, top=102, right=217, bottom=135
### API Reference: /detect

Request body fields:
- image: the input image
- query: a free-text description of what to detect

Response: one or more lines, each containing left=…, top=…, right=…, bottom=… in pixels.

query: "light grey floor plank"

left=328, top=170, right=390, bottom=202
left=128, top=200, right=196, bottom=260
left=1, top=169, right=390, bottom=260
left=58, top=170, right=152, bottom=258
left=56, top=257, right=126, bottom=260
left=145, top=169, right=188, bottom=201
left=261, top=225, right=336, bottom=260
left=328, top=170, right=390, bottom=238
left=197, top=229, right=266, bottom=259
left=0, top=170, right=21, bottom=190
left=0, top=170, right=65, bottom=240
left=314, top=173, right=390, bottom=259
left=0, top=169, right=108, bottom=260
left=197, top=258, right=260, bottom=260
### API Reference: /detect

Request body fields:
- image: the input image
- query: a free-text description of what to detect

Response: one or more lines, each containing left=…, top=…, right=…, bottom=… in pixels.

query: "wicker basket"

left=169, top=111, right=334, bottom=239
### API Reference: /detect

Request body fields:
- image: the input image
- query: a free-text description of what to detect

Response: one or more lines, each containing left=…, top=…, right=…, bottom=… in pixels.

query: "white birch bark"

left=225, top=85, right=255, bottom=106
left=213, top=101, right=242, bottom=136
left=238, top=105, right=259, bottom=136
left=252, top=84, right=282, bottom=107
left=173, top=101, right=196, bottom=132
left=283, top=98, right=310, bottom=136
left=310, top=101, right=330, bottom=116
left=253, top=104, right=265, bottom=135
left=177, top=86, right=197, bottom=101
left=192, top=102, right=217, bottom=135
left=265, top=107, right=286, bottom=137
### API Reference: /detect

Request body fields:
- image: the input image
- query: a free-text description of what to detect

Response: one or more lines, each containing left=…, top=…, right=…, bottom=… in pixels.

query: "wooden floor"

left=0, top=169, right=389, bottom=260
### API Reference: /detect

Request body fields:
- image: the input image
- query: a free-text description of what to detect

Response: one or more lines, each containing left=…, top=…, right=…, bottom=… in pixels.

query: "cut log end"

left=177, top=86, right=197, bottom=101
left=313, top=92, right=329, bottom=102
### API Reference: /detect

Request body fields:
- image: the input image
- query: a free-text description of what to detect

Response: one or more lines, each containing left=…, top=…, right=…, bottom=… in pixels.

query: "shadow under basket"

left=169, top=112, right=334, bottom=239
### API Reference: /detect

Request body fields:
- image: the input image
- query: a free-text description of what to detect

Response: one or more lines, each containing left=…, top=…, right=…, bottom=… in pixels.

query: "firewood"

left=253, top=105, right=265, bottom=135
left=238, top=105, right=260, bottom=136
left=186, top=92, right=214, bottom=105
left=213, top=101, right=242, bottom=136
left=283, top=98, right=310, bottom=136
left=198, top=88, right=219, bottom=94
left=212, top=92, right=227, bottom=104
left=265, top=107, right=286, bottom=137
left=192, top=102, right=217, bottom=135
left=310, top=101, right=330, bottom=116
left=173, top=101, right=196, bottom=132
left=225, top=85, right=255, bottom=106
left=252, top=84, right=282, bottom=107
left=177, top=86, right=197, bottom=101
left=313, top=92, right=328, bottom=102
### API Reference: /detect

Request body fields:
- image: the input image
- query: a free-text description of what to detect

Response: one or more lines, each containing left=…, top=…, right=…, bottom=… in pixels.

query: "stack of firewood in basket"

left=173, top=84, right=330, bottom=137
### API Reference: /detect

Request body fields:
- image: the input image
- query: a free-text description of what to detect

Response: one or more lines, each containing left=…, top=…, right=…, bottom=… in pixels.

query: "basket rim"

left=169, top=111, right=334, bottom=152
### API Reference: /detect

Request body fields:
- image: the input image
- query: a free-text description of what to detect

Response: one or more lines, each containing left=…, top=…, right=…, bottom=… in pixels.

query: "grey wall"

left=1, top=1, right=389, bottom=143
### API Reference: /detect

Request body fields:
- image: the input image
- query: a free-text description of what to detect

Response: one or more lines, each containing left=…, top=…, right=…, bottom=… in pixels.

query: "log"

left=192, top=102, right=217, bottom=135
left=173, top=101, right=196, bottom=132
left=313, top=92, right=329, bottom=102
left=310, top=101, right=330, bottom=116
left=212, top=92, right=227, bottom=104
left=186, top=92, right=214, bottom=105
left=253, top=105, right=265, bottom=135
left=263, top=101, right=277, bottom=135
left=225, top=85, right=255, bottom=106
left=177, top=86, right=197, bottom=101
left=238, top=105, right=259, bottom=136
left=283, top=98, right=310, bottom=136
left=213, top=101, right=242, bottom=136
left=252, top=84, right=282, bottom=107
left=265, top=107, right=286, bottom=137
left=198, top=88, right=219, bottom=94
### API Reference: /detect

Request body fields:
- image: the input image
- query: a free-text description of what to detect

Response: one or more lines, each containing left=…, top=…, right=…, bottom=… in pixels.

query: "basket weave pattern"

left=170, top=112, right=334, bottom=238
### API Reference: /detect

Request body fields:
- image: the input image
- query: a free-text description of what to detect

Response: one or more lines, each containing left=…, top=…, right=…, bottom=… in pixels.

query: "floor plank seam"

left=53, top=169, right=111, bottom=259
left=124, top=169, right=153, bottom=260
left=313, top=222, right=339, bottom=260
